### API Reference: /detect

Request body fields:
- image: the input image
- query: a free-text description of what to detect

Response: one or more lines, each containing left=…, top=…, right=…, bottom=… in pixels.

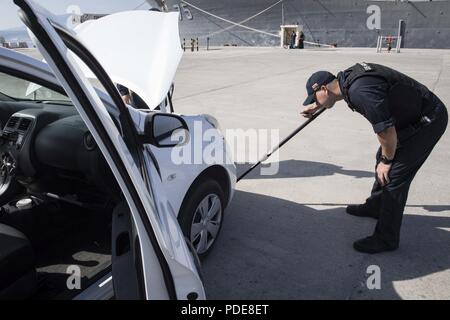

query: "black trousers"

left=363, top=94, right=448, bottom=246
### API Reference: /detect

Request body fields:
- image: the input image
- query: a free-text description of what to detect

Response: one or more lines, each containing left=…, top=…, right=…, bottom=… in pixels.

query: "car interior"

left=0, top=71, right=121, bottom=299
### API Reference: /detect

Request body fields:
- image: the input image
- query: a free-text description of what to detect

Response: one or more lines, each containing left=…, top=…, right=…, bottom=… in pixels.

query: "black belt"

left=411, top=115, right=433, bottom=131
left=412, top=103, right=444, bottom=130
left=397, top=105, right=443, bottom=142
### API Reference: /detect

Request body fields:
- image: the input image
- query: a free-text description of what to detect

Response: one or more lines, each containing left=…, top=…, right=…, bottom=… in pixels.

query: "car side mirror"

left=142, top=113, right=189, bottom=148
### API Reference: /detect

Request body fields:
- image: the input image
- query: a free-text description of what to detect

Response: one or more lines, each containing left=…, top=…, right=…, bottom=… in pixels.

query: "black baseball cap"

left=303, top=71, right=336, bottom=105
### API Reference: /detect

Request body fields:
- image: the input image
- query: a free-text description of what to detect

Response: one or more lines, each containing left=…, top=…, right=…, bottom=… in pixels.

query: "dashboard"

left=0, top=100, right=115, bottom=196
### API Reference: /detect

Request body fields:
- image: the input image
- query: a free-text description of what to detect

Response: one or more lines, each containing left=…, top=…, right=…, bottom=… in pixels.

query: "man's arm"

left=377, top=126, right=397, bottom=160
left=349, top=78, right=397, bottom=186
left=376, top=126, right=397, bottom=186
left=300, top=103, right=321, bottom=118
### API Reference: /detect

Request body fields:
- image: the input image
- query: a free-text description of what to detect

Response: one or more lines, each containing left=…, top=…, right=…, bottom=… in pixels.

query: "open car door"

left=14, top=0, right=205, bottom=300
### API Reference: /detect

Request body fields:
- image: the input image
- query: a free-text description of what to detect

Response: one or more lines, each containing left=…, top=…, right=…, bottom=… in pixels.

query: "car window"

left=0, top=71, right=70, bottom=102
left=18, top=48, right=113, bottom=97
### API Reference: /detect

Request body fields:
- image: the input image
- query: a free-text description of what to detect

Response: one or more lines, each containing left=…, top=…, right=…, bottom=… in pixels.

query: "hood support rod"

left=237, top=107, right=326, bottom=182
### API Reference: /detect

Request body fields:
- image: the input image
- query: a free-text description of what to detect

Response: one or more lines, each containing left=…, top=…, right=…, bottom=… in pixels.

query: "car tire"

left=178, top=179, right=225, bottom=258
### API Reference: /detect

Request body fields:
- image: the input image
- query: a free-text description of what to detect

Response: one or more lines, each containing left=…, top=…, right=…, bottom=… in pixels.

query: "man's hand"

left=300, top=104, right=320, bottom=118
left=376, top=126, right=397, bottom=187
left=376, top=162, right=392, bottom=187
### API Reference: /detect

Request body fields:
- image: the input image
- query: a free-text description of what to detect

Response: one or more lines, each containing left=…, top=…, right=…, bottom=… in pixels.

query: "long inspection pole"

left=237, top=107, right=326, bottom=182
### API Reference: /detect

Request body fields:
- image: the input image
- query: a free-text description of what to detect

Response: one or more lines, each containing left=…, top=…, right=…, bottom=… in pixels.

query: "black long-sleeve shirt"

left=338, top=71, right=394, bottom=134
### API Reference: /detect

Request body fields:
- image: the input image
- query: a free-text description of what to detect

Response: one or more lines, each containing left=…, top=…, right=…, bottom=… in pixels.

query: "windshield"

left=0, top=71, right=70, bottom=103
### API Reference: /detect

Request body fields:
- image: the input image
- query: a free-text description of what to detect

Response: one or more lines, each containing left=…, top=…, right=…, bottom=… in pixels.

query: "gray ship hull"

left=167, top=0, right=450, bottom=48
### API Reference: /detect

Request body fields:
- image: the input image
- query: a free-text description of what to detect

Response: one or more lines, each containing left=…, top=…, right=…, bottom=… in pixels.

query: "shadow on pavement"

left=236, top=159, right=373, bottom=180
left=202, top=190, right=450, bottom=299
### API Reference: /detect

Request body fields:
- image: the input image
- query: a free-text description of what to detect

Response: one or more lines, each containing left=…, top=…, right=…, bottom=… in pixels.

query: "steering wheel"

left=0, top=152, right=20, bottom=204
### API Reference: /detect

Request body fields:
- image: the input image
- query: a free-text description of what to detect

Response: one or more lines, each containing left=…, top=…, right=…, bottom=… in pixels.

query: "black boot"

left=346, top=204, right=379, bottom=219
left=353, top=235, right=398, bottom=254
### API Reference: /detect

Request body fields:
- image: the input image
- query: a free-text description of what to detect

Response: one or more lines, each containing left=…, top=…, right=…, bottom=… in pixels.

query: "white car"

left=0, top=0, right=235, bottom=299
left=68, top=8, right=237, bottom=257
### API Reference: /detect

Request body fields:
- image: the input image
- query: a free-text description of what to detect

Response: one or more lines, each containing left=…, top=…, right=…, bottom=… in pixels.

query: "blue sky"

left=0, top=0, right=148, bottom=30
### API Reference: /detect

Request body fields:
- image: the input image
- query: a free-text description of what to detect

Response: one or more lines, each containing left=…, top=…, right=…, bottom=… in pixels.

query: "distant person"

left=387, top=36, right=393, bottom=53
left=301, top=63, right=448, bottom=254
left=290, top=31, right=296, bottom=49
left=298, top=31, right=305, bottom=49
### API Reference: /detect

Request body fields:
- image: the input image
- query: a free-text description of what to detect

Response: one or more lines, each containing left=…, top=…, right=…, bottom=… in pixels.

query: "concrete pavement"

left=173, top=47, right=450, bottom=299
left=14, top=46, right=450, bottom=299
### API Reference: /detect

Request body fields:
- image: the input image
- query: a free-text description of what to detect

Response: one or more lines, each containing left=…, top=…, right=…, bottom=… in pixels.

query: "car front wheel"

left=178, top=180, right=225, bottom=258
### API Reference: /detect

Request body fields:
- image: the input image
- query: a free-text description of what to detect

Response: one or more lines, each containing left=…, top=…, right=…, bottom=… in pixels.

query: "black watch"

left=380, top=155, right=393, bottom=165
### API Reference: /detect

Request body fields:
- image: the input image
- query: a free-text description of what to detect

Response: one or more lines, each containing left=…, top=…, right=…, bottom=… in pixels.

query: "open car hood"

left=73, top=10, right=182, bottom=110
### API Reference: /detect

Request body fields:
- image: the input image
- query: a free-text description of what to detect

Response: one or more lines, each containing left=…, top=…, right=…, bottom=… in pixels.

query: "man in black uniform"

left=301, top=63, right=448, bottom=254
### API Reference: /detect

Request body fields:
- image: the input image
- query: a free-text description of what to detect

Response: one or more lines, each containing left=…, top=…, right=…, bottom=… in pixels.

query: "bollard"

left=183, top=38, right=185, bottom=52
